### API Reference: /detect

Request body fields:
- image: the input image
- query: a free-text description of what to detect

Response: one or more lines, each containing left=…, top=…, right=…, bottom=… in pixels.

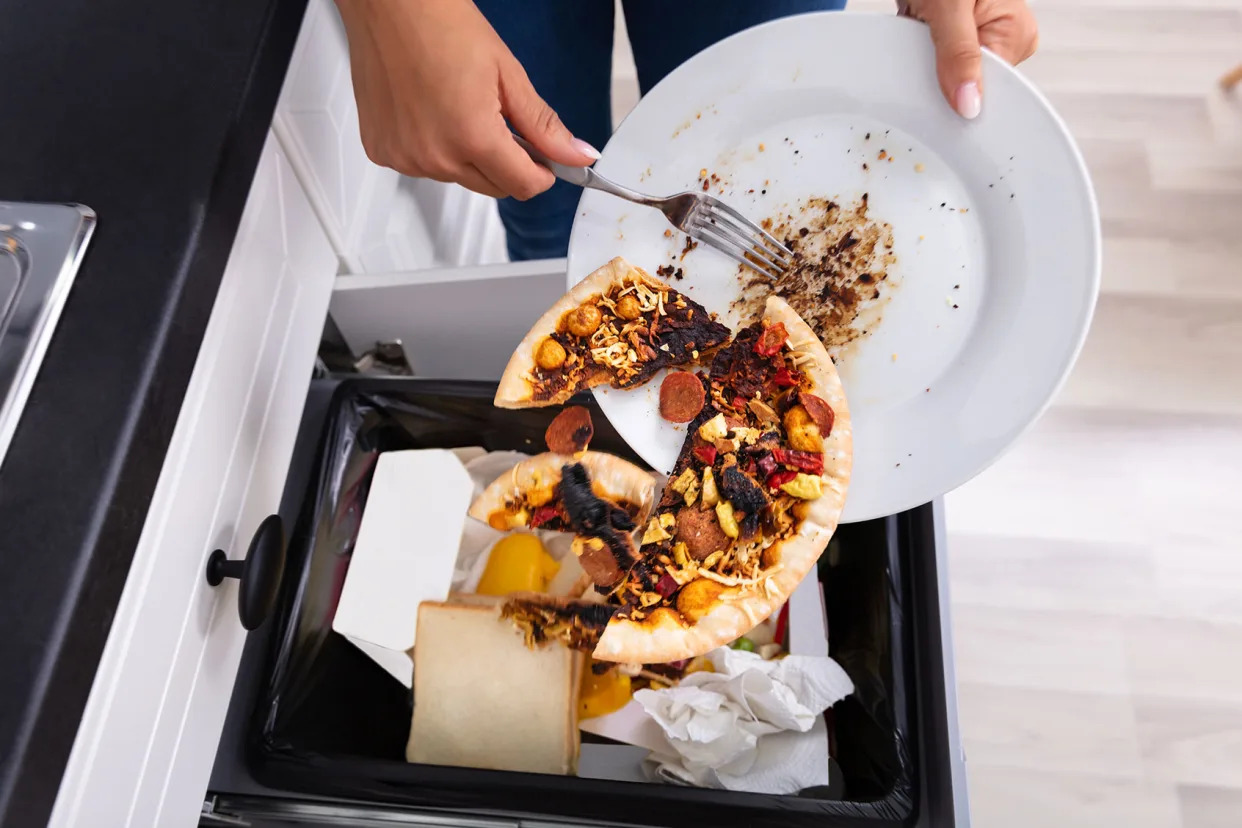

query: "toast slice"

left=407, top=599, right=582, bottom=775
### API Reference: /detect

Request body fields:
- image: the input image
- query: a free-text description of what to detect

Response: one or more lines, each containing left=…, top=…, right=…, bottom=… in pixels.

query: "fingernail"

left=955, top=82, right=982, bottom=120
left=571, top=138, right=601, bottom=161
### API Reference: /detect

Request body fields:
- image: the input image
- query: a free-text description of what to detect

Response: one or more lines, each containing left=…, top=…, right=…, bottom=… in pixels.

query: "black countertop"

left=0, top=1, right=308, bottom=825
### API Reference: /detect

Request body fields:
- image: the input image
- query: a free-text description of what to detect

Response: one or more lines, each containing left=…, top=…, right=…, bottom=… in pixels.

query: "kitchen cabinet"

left=41, top=1, right=968, bottom=825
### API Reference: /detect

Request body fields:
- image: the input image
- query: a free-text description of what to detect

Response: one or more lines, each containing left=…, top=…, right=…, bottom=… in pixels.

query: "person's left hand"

left=903, top=0, right=1039, bottom=120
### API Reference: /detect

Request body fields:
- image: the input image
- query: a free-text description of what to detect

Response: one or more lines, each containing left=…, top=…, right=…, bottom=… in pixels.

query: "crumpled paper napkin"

left=633, top=647, right=855, bottom=794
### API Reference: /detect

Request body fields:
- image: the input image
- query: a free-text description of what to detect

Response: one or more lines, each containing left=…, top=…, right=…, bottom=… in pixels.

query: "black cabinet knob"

left=205, top=514, right=286, bottom=631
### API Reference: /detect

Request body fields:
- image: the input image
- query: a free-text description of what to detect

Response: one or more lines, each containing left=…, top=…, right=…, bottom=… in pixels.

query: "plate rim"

left=567, top=12, right=1102, bottom=522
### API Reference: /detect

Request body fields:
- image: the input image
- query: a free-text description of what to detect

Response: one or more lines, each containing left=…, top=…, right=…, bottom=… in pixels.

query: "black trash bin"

left=206, top=377, right=966, bottom=828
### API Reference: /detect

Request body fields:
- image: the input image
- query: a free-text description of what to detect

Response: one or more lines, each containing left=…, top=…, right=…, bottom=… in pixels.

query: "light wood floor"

left=613, top=2, right=1242, bottom=825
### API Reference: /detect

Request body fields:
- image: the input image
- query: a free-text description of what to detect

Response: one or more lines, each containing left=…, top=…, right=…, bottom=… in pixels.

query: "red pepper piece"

left=693, top=445, right=718, bottom=466
left=773, top=367, right=799, bottom=388
left=529, top=506, right=561, bottom=528
left=656, top=573, right=679, bottom=597
left=772, top=448, right=824, bottom=475
left=753, top=322, right=789, bottom=357
left=766, top=470, right=798, bottom=491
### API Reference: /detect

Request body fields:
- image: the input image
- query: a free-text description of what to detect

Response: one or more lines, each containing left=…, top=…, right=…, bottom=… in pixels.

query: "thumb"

left=923, top=0, right=984, bottom=119
left=499, top=61, right=600, bottom=167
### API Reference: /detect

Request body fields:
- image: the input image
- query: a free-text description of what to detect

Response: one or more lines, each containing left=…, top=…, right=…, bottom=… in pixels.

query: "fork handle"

left=512, top=134, right=655, bottom=206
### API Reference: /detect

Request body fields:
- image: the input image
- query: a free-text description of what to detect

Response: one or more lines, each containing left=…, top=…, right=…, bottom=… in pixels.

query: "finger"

left=474, top=129, right=556, bottom=201
left=421, top=162, right=507, bottom=199
left=979, top=7, right=1040, bottom=65
left=923, top=0, right=984, bottom=119
left=498, top=59, right=600, bottom=167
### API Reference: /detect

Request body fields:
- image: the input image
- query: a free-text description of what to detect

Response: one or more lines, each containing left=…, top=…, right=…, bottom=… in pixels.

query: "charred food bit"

left=502, top=596, right=617, bottom=653
left=545, top=406, right=594, bottom=454
left=559, top=463, right=642, bottom=582
left=720, top=463, right=770, bottom=539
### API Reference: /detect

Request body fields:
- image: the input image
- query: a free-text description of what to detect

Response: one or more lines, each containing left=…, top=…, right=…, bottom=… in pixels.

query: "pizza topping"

left=573, top=535, right=624, bottom=587
left=536, top=338, right=568, bottom=371
left=753, top=322, right=789, bottom=357
left=529, top=505, right=563, bottom=528
left=502, top=596, right=617, bottom=653
left=698, top=413, right=729, bottom=443
left=545, top=406, right=594, bottom=455
left=798, top=392, right=836, bottom=435
left=714, top=501, right=741, bottom=539
left=676, top=578, right=727, bottom=623
left=700, top=467, right=720, bottom=508
left=773, top=367, right=799, bottom=388
left=748, top=398, right=780, bottom=424
left=675, top=506, right=731, bottom=560
left=641, top=513, right=676, bottom=545
left=659, top=371, right=706, bottom=423
left=615, top=295, right=643, bottom=320
left=565, top=304, right=603, bottom=337
left=766, top=469, right=799, bottom=492
left=780, top=473, right=824, bottom=500
left=719, top=464, right=770, bottom=538
left=783, top=404, right=825, bottom=453
left=560, top=463, right=642, bottom=575
left=693, top=445, right=718, bottom=466
left=771, top=448, right=825, bottom=475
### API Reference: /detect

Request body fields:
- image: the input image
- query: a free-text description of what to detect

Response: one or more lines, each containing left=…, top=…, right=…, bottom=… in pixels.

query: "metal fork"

left=514, top=136, right=793, bottom=280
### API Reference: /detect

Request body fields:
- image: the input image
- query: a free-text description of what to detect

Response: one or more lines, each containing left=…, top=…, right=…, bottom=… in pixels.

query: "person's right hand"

left=334, top=0, right=599, bottom=200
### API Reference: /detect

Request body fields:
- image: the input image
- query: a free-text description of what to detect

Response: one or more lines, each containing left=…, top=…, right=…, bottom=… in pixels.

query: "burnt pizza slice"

left=494, top=257, right=731, bottom=408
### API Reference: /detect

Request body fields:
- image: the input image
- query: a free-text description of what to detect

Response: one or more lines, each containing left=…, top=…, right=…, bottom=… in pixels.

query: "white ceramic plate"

left=567, top=13, right=1100, bottom=522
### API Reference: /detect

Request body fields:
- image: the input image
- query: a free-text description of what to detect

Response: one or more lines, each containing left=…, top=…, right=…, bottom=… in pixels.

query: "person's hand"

left=902, top=0, right=1039, bottom=119
left=334, top=0, right=598, bottom=199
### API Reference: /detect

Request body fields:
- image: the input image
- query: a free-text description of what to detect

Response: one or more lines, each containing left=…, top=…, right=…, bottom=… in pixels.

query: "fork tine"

left=706, top=199, right=794, bottom=263
left=689, top=219, right=783, bottom=280
left=701, top=211, right=789, bottom=273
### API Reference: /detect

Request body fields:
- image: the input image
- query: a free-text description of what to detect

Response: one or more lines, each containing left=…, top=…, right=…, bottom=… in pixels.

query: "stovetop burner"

left=0, top=202, right=96, bottom=468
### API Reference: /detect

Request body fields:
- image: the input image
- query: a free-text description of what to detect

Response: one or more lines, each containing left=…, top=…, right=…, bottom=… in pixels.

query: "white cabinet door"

left=48, top=134, right=337, bottom=828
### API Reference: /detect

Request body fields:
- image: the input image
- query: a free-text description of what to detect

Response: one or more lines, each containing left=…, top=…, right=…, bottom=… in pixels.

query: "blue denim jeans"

left=474, top=0, right=848, bottom=261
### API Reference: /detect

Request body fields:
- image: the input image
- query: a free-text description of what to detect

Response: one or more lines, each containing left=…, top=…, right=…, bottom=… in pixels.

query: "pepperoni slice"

left=545, top=406, right=594, bottom=454
left=798, top=392, right=835, bottom=435
left=659, top=372, right=706, bottom=423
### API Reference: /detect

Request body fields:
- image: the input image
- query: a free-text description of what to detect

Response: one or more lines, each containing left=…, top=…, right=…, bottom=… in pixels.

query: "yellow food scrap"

left=698, top=413, right=729, bottom=443
left=579, top=665, right=632, bottom=719
left=715, top=501, right=740, bottom=539
left=476, top=533, right=560, bottom=596
left=780, top=473, right=824, bottom=500
left=701, top=467, right=720, bottom=508
left=642, top=517, right=672, bottom=545
left=670, top=468, right=697, bottom=494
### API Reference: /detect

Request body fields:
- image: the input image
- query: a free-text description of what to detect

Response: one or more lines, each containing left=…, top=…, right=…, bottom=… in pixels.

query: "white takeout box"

left=331, top=449, right=474, bottom=688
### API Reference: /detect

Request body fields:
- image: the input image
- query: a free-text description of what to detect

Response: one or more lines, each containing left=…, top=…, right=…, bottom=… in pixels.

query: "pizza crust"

left=495, top=257, right=641, bottom=409
left=592, top=296, right=853, bottom=664
left=468, top=450, right=657, bottom=529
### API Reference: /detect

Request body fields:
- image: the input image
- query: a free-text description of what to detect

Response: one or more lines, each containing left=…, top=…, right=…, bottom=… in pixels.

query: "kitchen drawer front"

left=49, top=134, right=337, bottom=828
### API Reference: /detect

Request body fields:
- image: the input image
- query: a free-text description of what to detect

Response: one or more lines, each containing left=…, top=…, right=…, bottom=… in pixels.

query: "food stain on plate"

left=730, top=194, right=898, bottom=364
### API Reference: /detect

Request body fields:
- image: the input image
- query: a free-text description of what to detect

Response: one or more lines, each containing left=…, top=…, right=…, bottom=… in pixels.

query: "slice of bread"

left=407, top=599, right=582, bottom=775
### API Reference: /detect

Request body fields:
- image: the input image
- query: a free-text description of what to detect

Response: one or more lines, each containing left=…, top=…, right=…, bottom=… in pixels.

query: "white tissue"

left=633, top=647, right=854, bottom=794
